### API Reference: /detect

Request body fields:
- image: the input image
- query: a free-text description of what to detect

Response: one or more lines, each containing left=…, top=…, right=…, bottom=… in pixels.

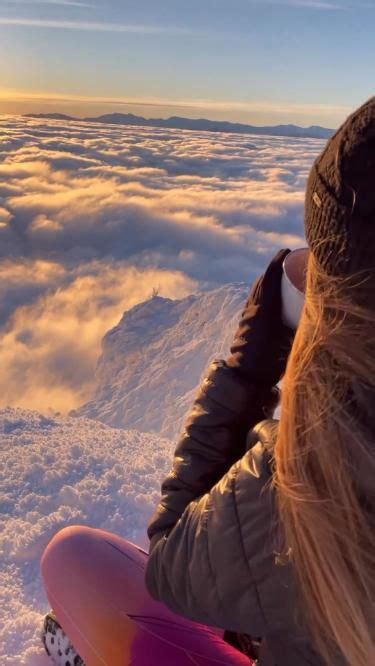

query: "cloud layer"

left=0, top=115, right=324, bottom=412
left=0, top=16, right=212, bottom=36
left=251, top=0, right=373, bottom=9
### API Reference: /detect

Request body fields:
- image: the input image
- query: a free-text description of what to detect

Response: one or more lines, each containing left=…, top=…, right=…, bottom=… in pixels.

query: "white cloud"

left=3, top=0, right=92, bottom=7
left=0, top=16, right=209, bottom=35
left=0, top=261, right=196, bottom=413
left=0, top=115, right=323, bottom=412
left=249, top=0, right=373, bottom=9
left=274, top=0, right=347, bottom=8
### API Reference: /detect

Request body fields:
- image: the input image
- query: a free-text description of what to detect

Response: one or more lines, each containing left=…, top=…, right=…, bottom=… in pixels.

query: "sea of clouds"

left=0, top=116, right=324, bottom=413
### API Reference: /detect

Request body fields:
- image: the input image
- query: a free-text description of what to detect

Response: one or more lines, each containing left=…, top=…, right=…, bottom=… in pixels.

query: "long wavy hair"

left=274, top=252, right=375, bottom=665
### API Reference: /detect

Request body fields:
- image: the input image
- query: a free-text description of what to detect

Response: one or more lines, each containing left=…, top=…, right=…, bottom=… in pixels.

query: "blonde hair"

left=274, top=253, right=375, bottom=665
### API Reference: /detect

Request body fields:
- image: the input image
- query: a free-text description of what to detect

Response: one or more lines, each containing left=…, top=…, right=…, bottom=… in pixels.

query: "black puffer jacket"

left=145, top=360, right=324, bottom=665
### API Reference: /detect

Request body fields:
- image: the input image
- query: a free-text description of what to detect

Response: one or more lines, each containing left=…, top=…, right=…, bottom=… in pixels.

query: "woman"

left=40, top=97, right=375, bottom=665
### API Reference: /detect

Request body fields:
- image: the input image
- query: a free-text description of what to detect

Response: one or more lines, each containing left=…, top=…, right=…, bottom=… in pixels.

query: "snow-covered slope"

left=77, top=284, right=248, bottom=437
left=0, top=283, right=253, bottom=663
left=0, top=408, right=173, bottom=665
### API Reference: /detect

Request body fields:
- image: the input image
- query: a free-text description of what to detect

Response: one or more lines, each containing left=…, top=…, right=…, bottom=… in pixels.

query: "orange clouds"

left=0, top=115, right=323, bottom=413
left=0, top=208, right=12, bottom=226
left=0, top=257, right=64, bottom=286
left=0, top=261, right=197, bottom=413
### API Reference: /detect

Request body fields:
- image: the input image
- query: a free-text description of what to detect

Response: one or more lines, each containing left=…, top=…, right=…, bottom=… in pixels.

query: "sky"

left=0, top=0, right=374, bottom=125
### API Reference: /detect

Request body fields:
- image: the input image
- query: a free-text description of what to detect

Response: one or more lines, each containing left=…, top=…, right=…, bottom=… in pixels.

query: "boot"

left=41, top=610, right=85, bottom=666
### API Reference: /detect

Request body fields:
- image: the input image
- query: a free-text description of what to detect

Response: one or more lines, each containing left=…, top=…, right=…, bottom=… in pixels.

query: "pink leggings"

left=40, top=525, right=251, bottom=665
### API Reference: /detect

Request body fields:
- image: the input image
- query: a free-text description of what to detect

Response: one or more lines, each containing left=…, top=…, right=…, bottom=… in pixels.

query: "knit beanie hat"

left=304, top=96, right=375, bottom=278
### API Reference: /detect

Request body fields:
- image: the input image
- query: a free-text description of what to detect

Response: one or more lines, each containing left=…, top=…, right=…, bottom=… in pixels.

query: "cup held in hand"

left=281, top=248, right=309, bottom=329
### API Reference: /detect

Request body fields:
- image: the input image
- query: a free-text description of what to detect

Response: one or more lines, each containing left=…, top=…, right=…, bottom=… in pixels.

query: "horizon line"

left=0, top=89, right=354, bottom=121
left=20, top=109, right=336, bottom=130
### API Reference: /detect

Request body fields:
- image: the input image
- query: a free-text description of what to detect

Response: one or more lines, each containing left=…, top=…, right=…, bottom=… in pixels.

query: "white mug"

left=281, top=248, right=309, bottom=329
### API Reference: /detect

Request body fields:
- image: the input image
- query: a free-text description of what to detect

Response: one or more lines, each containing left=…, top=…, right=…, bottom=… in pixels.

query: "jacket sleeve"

left=147, top=359, right=276, bottom=540
left=145, top=446, right=273, bottom=636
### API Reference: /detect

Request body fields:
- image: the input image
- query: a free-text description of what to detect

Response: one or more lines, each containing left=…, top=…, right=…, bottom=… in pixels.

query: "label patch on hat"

left=313, top=191, right=322, bottom=208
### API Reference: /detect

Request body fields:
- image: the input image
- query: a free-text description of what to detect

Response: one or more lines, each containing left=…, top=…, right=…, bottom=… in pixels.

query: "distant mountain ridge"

left=24, top=111, right=334, bottom=140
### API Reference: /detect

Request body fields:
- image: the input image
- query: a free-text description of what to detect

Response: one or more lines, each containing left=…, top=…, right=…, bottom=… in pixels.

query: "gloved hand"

left=226, top=249, right=295, bottom=387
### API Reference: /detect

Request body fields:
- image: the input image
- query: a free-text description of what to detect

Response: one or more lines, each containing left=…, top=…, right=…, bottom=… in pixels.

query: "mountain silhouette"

left=25, top=111, right=333, bottom=140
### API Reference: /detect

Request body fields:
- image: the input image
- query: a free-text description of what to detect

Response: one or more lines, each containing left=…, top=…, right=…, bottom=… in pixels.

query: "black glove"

left=226, top=249, right=294, bottom=387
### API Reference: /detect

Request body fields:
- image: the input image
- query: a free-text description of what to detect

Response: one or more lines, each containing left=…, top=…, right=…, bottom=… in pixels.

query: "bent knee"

left=40, top=525, right=97, bottom=577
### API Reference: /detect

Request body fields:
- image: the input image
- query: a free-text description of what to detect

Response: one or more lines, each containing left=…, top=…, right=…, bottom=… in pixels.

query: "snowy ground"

left=0, top=282, right=255, bottom=664
left=0, top=276, right=284, bottom=664
left=77, top=285, right=249, bottom=438
left=0, top=408, right=174, bottom=664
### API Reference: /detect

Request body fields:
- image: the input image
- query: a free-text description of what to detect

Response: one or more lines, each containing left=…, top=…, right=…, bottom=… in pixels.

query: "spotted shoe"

left=41, top=610, right=85, bottom=666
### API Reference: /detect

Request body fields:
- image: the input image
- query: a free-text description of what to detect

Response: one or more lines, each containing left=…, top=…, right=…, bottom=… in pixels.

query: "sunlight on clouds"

left=0, top=208, right=12, bottom=226
left=0, top=115, right=323, bottom=413
left=30, top=213, right=63, bottom=232
left=0, top=261, right=197, bottom=413
left=0, top=258, right=65, bottom=285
